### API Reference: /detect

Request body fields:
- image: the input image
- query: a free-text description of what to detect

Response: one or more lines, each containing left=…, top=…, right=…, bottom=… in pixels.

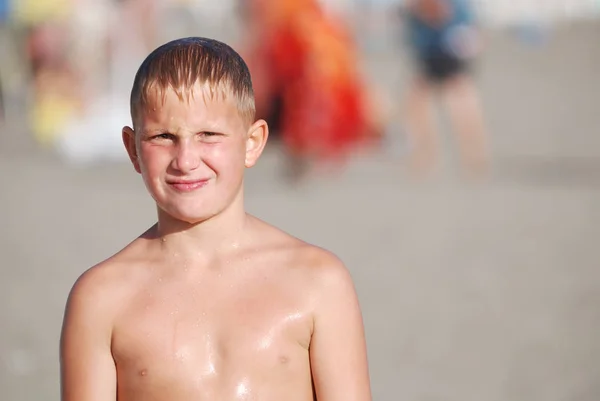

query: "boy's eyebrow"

left=141, top=128, right=164, bottom=135
left=140, top=125, right=228, bottom=135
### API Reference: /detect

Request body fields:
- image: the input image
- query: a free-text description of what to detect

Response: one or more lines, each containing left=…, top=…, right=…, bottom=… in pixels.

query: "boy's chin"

left=175, top=213, right=214, bottom=226
left=158, top=206, right=216, bottom=226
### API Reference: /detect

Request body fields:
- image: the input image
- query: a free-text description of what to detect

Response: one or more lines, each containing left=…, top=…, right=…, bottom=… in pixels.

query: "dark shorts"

left=417, top=51, right=469, bottom=83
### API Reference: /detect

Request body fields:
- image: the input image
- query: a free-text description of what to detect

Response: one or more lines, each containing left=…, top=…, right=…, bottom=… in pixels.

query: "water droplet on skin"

left=208, top=362, right=216, bottom=374
left=236, top=379, right=251, bottom=398
left=175, top=346, right=191, bottom=361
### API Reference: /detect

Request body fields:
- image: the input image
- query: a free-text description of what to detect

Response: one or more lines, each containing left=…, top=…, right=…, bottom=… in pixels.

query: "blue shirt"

left=406, top=0, right=475, bottom=59
left=0, top=0, right=9, bottom=22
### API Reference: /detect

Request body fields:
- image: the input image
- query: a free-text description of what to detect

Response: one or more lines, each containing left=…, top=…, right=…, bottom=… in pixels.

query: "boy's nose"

left=172, top=141, right=201, bottom=173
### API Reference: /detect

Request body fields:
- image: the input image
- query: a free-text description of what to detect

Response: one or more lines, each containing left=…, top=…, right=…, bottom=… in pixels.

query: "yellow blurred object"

left=14, top=0, right=78, bottom=146
left=14, top=0, right=73, bottom=25
left=32, top=93, right=77, bottom=147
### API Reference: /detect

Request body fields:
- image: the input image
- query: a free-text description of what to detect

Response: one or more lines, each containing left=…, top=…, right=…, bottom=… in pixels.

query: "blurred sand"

left=1, top=22, right=600, bottom=401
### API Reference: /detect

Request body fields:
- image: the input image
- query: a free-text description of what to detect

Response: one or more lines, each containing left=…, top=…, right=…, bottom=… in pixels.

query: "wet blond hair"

left=129, top=37, right=255, bottom=129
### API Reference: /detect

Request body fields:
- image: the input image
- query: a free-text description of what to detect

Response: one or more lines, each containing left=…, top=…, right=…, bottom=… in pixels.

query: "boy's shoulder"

left=68, top=219, right=355, bottom=305
left=254, top=219, right=360, bottom=316
left=251, top=217, right=354, bottom=287
left=65, top=234, right=149, bottom=312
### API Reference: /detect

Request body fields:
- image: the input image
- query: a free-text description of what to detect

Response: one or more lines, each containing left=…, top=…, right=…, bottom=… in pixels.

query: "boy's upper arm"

left=60, top=268, right=118, bottom=401
left=309, top=253, right=372, bottom=401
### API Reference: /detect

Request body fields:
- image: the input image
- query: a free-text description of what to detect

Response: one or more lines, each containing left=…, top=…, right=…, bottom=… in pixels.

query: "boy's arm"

left=60, top=270, right=117, bottom=401
left=309, top=256, right=372, bottom=401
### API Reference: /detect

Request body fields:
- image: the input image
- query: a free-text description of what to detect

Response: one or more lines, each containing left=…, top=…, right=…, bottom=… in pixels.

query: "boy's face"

left=123, top=82, right=267, bottom=224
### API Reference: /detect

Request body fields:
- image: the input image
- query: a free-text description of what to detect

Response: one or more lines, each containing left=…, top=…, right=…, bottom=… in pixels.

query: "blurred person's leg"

left=441, top=72, right=489, bottom=176
left=400, top=0, right=450, bottom=176
left=403, top=75, right=438, bottom=176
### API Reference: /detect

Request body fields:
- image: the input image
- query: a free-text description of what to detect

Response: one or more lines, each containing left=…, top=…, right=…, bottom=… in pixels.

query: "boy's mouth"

left=167, top=178, right=210, bottom=192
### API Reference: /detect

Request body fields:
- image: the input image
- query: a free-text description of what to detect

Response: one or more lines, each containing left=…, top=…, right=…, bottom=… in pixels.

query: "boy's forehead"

left=140, top=81, right=242, bottom=124
left=145, top=80, right=234, bottom=108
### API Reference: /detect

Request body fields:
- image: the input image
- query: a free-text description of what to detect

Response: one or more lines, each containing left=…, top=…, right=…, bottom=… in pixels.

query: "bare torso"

left=61, top=216, right=370, bottom=401
left=109, top=226, right=317, bottom=401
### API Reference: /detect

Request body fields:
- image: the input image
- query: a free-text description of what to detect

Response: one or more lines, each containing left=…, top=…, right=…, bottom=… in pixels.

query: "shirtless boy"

left=59, top=37, right=372, bottom=401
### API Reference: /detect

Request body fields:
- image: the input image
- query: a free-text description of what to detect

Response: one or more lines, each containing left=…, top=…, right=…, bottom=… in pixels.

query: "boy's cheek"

left=137, top=156, right=169, bottom=178
left=140, top=145, right=172, bottom=164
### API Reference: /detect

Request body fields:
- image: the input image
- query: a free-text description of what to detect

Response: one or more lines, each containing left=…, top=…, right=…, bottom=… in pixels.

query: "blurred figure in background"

left=14, top=0, right=81, bottom=146
left=53, top=0, right=161, bottom=165
left=4, top=0, right=160, bottom=159
left=0, top=0, right=9, bottom=122
left=401, top=0, right=489, bottom=177
left=243, top=0, right=384, bottom=182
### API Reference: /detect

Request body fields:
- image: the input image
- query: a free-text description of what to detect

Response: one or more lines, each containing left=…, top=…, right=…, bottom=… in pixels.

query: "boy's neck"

left=150, top=195, right=250, bottom=261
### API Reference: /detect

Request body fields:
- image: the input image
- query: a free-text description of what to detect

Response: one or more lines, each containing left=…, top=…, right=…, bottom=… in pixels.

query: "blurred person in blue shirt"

left=0, top=0, right=12, bottom=121
left=400, top=0, right=489, bottom=177
left=0, top=0, right=8, bottom=22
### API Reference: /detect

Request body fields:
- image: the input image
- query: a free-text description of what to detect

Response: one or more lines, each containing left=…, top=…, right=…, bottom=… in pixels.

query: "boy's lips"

left=167, top=178, right=210, bottom=192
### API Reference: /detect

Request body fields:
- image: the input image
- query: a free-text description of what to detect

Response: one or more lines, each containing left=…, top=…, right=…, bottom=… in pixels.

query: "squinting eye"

left=201, top=132, right=218, bottom=137
left=153, top=133, right=173, bottom=140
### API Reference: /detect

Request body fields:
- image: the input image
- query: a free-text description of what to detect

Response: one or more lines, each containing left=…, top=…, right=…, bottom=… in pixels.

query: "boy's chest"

left=110, top=280, right=313, bottom=379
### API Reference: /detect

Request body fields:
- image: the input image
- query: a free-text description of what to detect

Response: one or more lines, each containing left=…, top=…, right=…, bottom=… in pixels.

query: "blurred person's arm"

left=60, top=269, right=117, bottom=401
left=309, top=254, right=372, bottom=401
left=455, top=0, right=486, bottom=57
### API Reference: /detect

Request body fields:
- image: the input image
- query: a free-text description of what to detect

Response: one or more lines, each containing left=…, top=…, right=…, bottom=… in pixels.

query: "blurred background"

left=1, top=0, right=600, bottom=400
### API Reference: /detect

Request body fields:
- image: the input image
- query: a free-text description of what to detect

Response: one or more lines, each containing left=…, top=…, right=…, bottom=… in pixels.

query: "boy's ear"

left=122, top=126, right=141, bottom=174
left=245, top=119, right=269, bottom=168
